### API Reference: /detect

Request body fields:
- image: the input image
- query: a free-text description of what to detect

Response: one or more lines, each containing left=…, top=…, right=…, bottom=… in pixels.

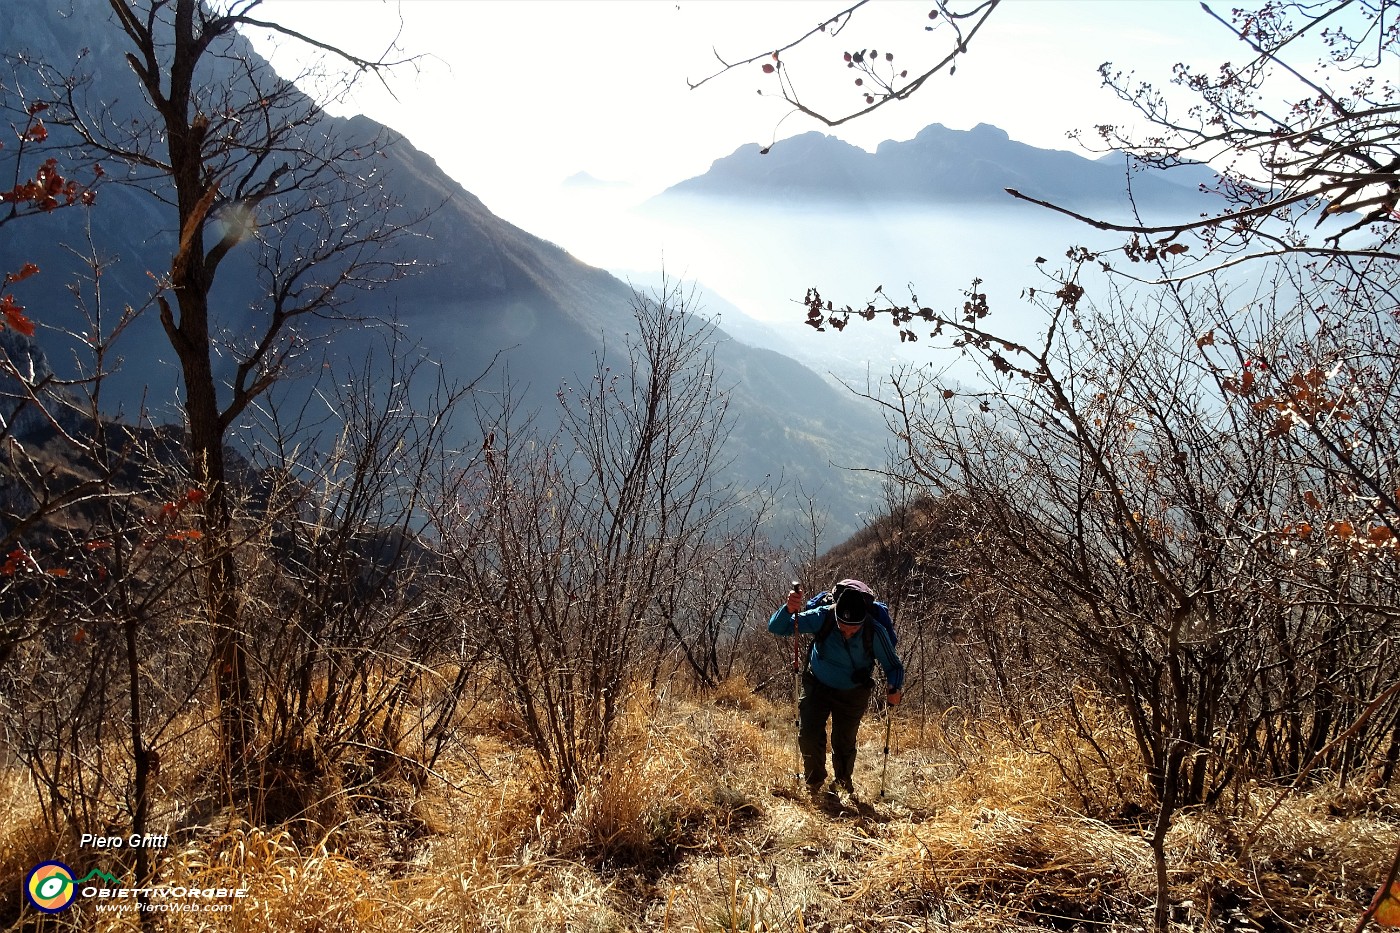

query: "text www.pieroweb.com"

left=93, top=898, right=234, bottom=914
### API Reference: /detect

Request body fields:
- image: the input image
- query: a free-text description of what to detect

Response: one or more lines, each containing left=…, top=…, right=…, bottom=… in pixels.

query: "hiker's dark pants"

left=799, top=672, right=872, bottom=787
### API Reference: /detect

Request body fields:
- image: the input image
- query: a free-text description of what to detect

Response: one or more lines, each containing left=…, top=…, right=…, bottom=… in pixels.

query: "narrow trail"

left=626, top=716, right=984, bottom=932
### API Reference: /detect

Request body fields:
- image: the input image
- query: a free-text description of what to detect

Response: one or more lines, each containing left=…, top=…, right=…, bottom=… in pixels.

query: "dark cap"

left=834, top=588, right=869, bottom=625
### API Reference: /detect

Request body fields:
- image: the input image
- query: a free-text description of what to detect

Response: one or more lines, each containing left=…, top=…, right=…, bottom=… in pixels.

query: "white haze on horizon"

left=528, top=181, right=1144, bottom=389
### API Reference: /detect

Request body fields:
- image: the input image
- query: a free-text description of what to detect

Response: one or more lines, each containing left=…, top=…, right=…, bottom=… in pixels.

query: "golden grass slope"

left=2, top=678, right=1396, bottom=931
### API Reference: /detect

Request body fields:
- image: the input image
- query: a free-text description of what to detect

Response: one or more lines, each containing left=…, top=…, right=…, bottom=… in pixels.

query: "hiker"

left=769, top=579, right=904, bottom=797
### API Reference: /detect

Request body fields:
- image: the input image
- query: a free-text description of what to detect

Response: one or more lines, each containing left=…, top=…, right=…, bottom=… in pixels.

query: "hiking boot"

left=806, top=781, right=826, bottom=799
left=834, top=778, right=856, bottom=799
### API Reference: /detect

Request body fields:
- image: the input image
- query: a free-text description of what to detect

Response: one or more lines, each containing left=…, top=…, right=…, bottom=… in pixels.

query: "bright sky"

left=249, top=0, right=1249, bottom=235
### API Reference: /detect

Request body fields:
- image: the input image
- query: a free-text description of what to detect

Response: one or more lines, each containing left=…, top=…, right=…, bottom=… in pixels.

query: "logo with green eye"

left=25, top=861, right=77, bottom=913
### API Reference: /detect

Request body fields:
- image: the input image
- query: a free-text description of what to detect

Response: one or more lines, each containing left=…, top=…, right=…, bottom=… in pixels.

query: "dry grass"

left=3, top=682, right=1398, bottom=932
left=857, top=804, right=1155, bottom=927
left=0, top=769, right=61, bottom=928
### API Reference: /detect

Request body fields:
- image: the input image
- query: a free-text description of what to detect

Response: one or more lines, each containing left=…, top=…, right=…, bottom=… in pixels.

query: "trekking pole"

left=790, top=580, right=803, bottom=785
left=879, top=699, right=894, bottom=798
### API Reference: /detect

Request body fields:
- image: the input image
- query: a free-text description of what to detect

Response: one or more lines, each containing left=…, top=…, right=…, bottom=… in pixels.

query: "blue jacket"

left=769, top=605, right=905, bottom=692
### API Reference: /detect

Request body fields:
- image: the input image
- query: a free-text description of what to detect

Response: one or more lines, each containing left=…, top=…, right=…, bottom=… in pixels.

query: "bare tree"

left=0, top=98, right=104, bottom=565
left=0, top=99, right=218, bottom=890
left=10, top=0, right=421, bottom=773
left=804, top=250, right=1400, bottom=929
left=436, top=281, right=769, bottom=811
left=233, top=339, right=492, bottom=825
left=1007, top=0, right=1399, bottom=280
left=651, top=513, right=783, bottom=690
left=960, top=1, right=1400, bottom=566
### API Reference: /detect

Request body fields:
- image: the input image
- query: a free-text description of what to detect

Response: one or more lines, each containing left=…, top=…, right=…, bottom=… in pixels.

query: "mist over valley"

left=537, top=123, right=1228, bottom=393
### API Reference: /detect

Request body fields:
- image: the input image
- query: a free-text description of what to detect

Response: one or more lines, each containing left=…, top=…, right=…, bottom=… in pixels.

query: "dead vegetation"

left=3, top=681, right=1394, bottom=932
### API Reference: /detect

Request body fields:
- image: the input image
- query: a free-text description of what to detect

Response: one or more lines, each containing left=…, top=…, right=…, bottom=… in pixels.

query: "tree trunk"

left=159, top=0, right=256, bottom=772
left=159, top=276, right=254, bottom=774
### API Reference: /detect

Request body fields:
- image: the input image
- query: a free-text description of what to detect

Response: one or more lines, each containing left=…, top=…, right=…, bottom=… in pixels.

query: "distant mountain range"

left=651, top=122, right=1217, bottom=220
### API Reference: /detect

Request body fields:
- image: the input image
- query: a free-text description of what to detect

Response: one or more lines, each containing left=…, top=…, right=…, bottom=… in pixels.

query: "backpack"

left=803, top=578, right=898, bottom=661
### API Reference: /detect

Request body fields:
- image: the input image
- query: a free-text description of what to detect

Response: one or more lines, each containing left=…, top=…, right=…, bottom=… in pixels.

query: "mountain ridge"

left=652, top=121, right=1214, bottom=218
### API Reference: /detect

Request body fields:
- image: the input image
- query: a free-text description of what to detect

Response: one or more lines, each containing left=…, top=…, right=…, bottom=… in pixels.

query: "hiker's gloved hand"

left=887, top=690, right=902, bottom=706
left=786, top=586, right=804, bottom=616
